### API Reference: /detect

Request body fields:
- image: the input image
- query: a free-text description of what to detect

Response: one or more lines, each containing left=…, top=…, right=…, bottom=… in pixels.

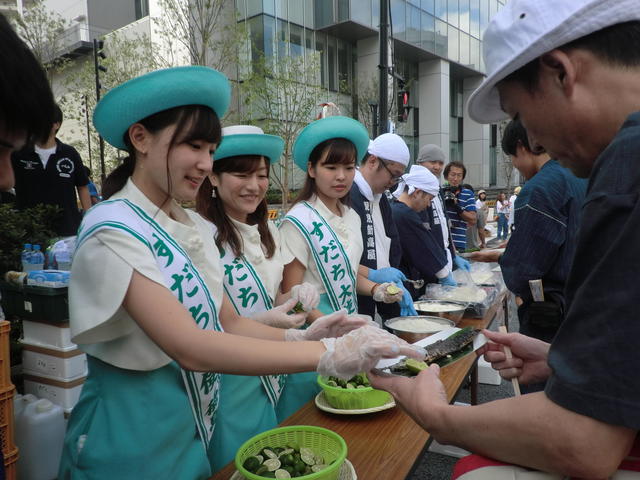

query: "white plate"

left=314, top=391, right=395, bottom=415
left=230, top=458, right=357, bottom=479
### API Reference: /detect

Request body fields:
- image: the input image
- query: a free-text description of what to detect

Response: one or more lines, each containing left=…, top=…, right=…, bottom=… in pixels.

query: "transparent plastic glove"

left=284, top=308, right=371, bottom=341
left=317, top=325, right=426, bottom=379
left=368, top=267, right=407, bottom=285
left=398, top=286, right=417, bottom=316
left=251, top=298, right=306, bottom=329
left=372, top=282, right=403, bottom=303
left=289, top=282, right=320, bottom=312
left=438, top=272, right=457, bottom=287
left=454, top=255, right=471, bottom=272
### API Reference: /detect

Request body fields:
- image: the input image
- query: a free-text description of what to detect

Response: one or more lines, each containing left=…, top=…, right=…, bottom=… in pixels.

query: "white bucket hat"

left=467, top=0, right=640, bottom=124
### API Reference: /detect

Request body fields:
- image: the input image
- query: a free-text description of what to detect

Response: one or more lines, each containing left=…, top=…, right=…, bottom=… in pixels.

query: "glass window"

left=469, top=0, right=480, bottom=38
left=247, top=0, right=262, bottom=17
left=305, top=28, right=314, bottom=54
left=480, top=0, right=488, bottom=34
left=459, top=31, right=470, bottom=66
left=459, top=0, right=469, bottom=33
left=489, top=0, right=497, bottom=20
left=447, top=24, right=459, bottom=62
left=422, top=0, right=434, bottom=14
left=435, top=18, right=447, bottom=57
left=316, top=32, right=327, bottom=88
left=264, top=15, right=275, bottom=59
left=391, top=0, right=406, bottom=40
left=135, top=0, right=149, bottom=20
left=421, top=11, right=435, bottom=52
left=372, top=0, right=380, bottom=27
left=262, top=0, right=275, bottom=16
left=277, top=19, right=288, bottom=58
left=236, top=0, right=246, bottom=19
left=304, top=0, right=314, bottom=28
left=315, top=0, right=334, bottom=28
left=407, top=5, right=420, bottom=45
left=469, top=36, right=479, bottom=71
left=338, top=0, right=349, bottom=21
left=338, top=39, right=350, bottom=93
left=247, top=15, right=265, bottom=64
left=290, top=23, right=303, bottom=57
left=289, top=0, right=303, bottom=24
left=277, top=0, right=287, bottom=20
left=328, top=35, right=337, bottom=91
left=351, top=0, right=372, bottom=26
left=435, top=0, right=446, bottom=20
left=448, top=0, right=458, bottom=28
left=409, top=0, right=420, bottom=6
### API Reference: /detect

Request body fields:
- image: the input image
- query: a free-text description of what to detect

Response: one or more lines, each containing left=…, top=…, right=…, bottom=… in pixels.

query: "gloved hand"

left=372, top=282, right=403, bottom=303
left=289, top=282, right=320, bottom=312
left=368, top=267, right=407, bottom=285
left=454, top=255, right=471, bottom=272
left=317, top=325, right=426, bottom=379
left=251, top=298, right=306, bottom=329
left=284, top=309, right=374, bottom=341
left=438, top=272, right=457, bottom=287
left=398, top=286, right=417, bottom=316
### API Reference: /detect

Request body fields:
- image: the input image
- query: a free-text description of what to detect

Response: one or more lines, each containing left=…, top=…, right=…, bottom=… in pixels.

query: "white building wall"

left=418, top=59, right=450, bottom=151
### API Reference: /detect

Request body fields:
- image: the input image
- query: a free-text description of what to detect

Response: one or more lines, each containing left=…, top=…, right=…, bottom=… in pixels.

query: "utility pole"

left=378, top=0, right=389, bottom=134
left=93, top=38, right=107, bottom=184
left=83, top=95, right=92, bottom=172
left=368, top=101, right=379, bottom=138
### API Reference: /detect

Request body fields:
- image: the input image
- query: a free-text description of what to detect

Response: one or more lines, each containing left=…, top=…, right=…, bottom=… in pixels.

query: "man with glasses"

left=350, top=133, right=416, bottom=320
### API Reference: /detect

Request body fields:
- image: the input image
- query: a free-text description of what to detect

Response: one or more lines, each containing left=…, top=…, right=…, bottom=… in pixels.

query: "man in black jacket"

left=350, top=133, right=416, bottom=319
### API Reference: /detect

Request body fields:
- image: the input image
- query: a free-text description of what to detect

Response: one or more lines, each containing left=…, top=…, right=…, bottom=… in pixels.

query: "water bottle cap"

left=35, top=399, right=53, bottom=413
left=33, top=245, right=41, bottom=251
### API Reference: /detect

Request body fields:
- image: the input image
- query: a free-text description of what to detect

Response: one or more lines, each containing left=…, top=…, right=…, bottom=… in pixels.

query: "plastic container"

left=23, top=373, right=85, bottom=410
left=0, top=386, right=16, bottom=454
left=0, top=321, right=12, bottom=389
left=317, top=375, right=391, bottom=410
left=21, top=342, right=87, bottom=381
left=4, top=446, right=18, bottom=480
left=21, top=244, right=32, bottom=272
left=22, top=284, right=69, bottom=323
left=22, top=320, right=75, bottom=350
left=235, top=426, right=347, bottom=480
left=30, top=245, right=44, bottom=271
left=15, top=398, right=64, bottom=480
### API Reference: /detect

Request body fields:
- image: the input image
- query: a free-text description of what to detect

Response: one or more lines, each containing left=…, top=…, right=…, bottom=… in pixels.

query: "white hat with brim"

left=214, top=125, right=284, bottom=164
left=467, top=0, right=640, bottom=124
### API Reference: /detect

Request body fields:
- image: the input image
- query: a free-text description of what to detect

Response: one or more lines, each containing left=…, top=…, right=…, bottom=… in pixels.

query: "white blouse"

left=69, top=179, right=224, bottom=371
left=279, top=195, right=363, bottom=295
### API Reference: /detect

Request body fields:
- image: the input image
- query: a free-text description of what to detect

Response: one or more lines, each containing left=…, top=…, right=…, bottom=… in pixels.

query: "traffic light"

left=397, top=89, right=410, bottom=122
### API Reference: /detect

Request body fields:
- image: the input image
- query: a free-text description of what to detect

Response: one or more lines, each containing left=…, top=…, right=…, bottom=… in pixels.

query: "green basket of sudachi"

left=235, top=425, right=347, bottom=479
left=317, top=373, right=391, bottom=410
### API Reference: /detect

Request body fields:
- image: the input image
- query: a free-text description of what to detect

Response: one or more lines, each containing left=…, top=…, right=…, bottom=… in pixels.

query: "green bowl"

left=317, top=375, right=392, bottom=410
left=235, top=425, right=347, bottom=480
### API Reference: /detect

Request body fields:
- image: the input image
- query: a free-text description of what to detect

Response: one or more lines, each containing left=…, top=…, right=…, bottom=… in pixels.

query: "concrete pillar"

left=462, top=75, right=490, bottom=188
left=418, top=59, right=450, bottom=152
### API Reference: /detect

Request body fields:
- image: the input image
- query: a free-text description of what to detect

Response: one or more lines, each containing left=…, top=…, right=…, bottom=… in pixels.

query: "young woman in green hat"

left=195, top=125, right=322, bottom=472
left=278, top=116, right=406, bottom=419
left=59, top=67, right=422, bottom=479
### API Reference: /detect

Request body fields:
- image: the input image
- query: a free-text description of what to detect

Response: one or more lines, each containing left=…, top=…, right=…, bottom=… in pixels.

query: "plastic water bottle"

left=21, top=244, right=32, bottom=272
left=16, top=398, right=65, bottom=480
left=55, top=245, right=72, bottom=271
left=30, top=245, right=45, bottom=271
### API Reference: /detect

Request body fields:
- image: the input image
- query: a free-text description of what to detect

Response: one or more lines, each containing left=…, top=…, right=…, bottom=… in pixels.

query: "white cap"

left=392, top=165, right=440, bottom=198
left=368, top=133, right=410, bottom=166
left=467, top=0, right=640, bottom=123
left=221, top=125, right=264, bottom=136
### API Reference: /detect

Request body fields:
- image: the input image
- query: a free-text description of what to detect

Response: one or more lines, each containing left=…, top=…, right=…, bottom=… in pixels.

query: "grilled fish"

left=423, top=327, right=480, bottom=364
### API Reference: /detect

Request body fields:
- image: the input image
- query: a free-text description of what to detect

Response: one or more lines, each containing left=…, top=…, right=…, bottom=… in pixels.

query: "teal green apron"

left=274, top=294, right=332, bottom=422
left=59, top=356, right=212, bottom=480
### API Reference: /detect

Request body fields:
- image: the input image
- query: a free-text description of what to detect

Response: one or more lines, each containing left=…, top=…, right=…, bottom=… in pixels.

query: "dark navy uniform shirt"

left=12, top=139, right=89, bottom=236
left=546, top=111, right=640, bottom=429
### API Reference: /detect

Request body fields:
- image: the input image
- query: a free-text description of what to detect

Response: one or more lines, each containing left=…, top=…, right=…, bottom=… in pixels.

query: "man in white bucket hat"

left=370, top=1, right=640, bottom=478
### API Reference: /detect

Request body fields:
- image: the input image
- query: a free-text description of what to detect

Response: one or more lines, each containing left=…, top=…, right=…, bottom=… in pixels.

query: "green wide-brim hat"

left=292, top=116, right=369, bottom=171
left=214, top=125, right=284, bottom=164
left=93, top=66, right=230, bottom=150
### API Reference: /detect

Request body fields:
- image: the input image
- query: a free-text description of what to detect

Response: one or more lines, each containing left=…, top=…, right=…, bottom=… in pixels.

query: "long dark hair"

left=196, top=155, right=275, bottom=259
left=102, top=105, right=221, bottom=200
left=292, top=137, right=356, bottom=207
